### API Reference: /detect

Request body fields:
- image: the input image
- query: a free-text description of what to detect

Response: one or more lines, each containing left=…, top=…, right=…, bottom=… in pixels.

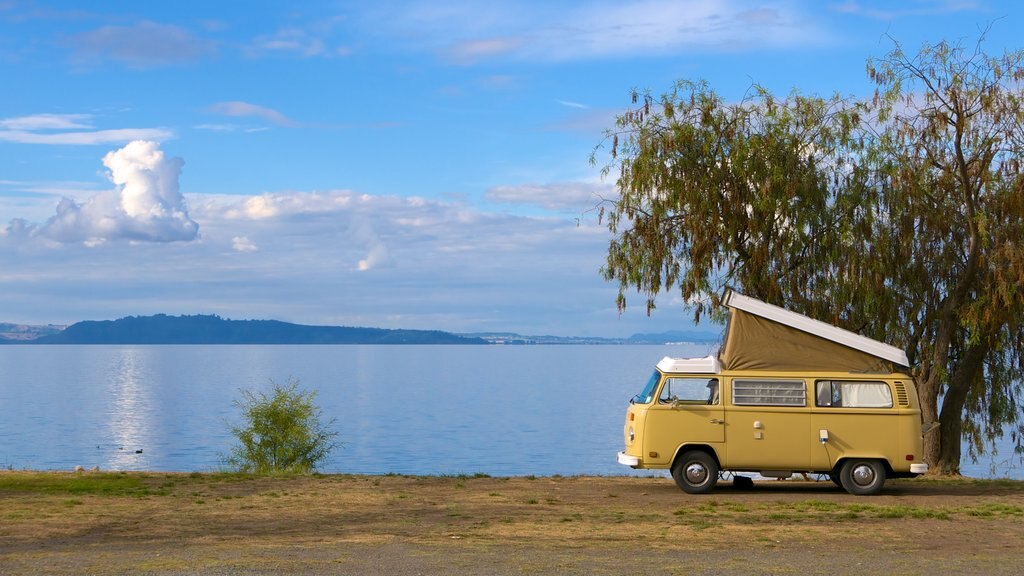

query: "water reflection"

left=104, top=347, right=154, bottom=470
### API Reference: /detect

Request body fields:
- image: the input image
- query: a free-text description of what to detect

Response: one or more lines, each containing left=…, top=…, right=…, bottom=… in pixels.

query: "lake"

left=0, top=344, right=1019, bottom=479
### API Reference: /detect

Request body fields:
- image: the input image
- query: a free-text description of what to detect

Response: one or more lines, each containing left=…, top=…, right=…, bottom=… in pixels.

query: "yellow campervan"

left=617, top=291, right=929, bottom=496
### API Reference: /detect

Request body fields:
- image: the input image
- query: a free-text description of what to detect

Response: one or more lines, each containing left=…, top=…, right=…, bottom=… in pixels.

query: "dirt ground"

left=2, top=472, right=1023, bottom=575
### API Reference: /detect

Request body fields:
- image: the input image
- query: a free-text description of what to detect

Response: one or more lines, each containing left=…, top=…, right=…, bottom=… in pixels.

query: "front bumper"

left=617, top=451, right=640, bottom=467
left=910, top=463, right=929, bottom=474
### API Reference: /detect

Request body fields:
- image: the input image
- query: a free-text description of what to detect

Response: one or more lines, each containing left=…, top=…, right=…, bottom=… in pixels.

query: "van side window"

left=732, top=379, right=806, bottom=406
left=815, top=380, right=893, bottom=408
left=660, top=378, right=720, bottom=405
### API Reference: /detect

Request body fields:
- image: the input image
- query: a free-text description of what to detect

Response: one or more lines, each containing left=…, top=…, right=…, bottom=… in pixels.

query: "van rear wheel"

left=671, top=451, right=719, bottom=494
left=839, top=459, right=886, bottom=495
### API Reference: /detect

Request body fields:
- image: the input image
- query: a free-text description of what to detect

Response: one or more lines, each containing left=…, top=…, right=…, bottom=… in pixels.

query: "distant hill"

left=626, top=329, right=721, bottom=344
left=0, top=322, right=65, bottom=343
left=30, top=314, right=488, bottom=345
left=461, top=329, right=720, bottom=345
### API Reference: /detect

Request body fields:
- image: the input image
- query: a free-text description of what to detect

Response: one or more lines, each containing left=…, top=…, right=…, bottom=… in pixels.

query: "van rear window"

left=815, top=381, right=893, bottom=408
left=731, top=379, right=806, bottom=406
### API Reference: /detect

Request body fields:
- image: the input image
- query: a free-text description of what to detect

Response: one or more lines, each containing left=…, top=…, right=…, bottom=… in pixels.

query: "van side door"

left=642, top=376, right=725, bottom=467
left=724, top=378, right=810, bottom=471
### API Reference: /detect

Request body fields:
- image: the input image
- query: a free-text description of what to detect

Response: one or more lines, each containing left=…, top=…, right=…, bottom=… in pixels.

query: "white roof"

left=723, top=291, right=910, bottom=367
left=657, top=355, right=721, bottom=374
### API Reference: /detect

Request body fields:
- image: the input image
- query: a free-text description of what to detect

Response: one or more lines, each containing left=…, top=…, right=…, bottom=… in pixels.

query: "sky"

left=1, top=0, right=1022, bottom=337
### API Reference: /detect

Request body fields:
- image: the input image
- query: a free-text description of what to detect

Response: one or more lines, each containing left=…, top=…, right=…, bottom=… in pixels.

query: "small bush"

left=226, top=378, right=339, bottom=474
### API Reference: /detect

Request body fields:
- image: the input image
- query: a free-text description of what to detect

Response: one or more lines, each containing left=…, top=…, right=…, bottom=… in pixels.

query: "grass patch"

left=965, top=503, right=1024, bottom=517
left=0, top=472, right=166, bottom=497
left=671, top=498, right=967, bottom=524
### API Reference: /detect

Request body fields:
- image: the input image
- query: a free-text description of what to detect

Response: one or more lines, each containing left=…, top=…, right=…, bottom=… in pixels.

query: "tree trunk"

left=932, top=344, right=988, bottom=475
left=916, top=367, right=942, bottom=468
left=935, top=388, right=967, bottom=475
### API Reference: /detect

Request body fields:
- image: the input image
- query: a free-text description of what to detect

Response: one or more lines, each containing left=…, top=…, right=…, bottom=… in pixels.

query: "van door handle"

left=710, top=419, right=724, bottom=424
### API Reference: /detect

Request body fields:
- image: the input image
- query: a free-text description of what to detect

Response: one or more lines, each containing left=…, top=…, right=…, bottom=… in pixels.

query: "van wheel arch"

left=836, top=458, right=888, bottom=496
left=670, top=447, right=721, bottom=494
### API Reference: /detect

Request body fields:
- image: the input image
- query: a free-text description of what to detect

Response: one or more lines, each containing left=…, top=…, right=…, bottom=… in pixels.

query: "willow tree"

left=593, top=80, right=867, bottom=321
left=596, top=38, right=1024, bottom=475
left=860, top=38, right=1024, bottom=473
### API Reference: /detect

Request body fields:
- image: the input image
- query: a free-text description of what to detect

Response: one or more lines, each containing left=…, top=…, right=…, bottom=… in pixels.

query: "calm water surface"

left=0, top=344, right=1019, bottom=479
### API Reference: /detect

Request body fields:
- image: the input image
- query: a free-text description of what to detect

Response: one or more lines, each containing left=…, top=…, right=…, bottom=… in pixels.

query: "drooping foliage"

left=596, top=80, right=873, bottom=323
left=862, top=37, right=1024, bottom=472
left=595, top=35, right=1024, bottom=474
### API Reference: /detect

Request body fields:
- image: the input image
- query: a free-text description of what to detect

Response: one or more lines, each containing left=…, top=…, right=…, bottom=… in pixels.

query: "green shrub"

left=226, top=378, right=339, bottom=474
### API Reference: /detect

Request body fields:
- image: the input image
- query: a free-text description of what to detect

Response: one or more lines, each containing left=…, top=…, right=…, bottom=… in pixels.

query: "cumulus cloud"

left=2, top=184, right=682, bottom=336
left=33, top=140, right=199, bottom=244
left=232, top=236, right=258, bottom=252
left=351, top=220, right=392, bottom=271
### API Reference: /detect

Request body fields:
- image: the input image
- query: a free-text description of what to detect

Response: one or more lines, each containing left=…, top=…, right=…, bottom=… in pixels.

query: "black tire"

left=838, top=459, right=886, bottom=495
left=671, top=451, right=719, bottom=494
left=828, top=472, right=842, bottom=487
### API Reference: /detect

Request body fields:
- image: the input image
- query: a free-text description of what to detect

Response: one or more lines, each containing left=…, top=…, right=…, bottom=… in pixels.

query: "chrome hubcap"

left=852, top=464, right=875, bottom=486
left=685, top=462, right=708, bottom=485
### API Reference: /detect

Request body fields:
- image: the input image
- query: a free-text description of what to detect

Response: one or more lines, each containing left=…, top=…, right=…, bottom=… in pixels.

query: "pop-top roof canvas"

left=717, top=292, right=909, bottom=373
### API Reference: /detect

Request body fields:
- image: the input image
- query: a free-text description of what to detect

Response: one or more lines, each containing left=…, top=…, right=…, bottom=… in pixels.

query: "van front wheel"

left=672, top=451, right=719, bottom=494
left=839, top=459, right=886, bottom=495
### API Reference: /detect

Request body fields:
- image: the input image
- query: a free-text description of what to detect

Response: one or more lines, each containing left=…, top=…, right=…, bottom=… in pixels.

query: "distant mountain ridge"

left=29, top=314, right=487, bottom=345
left=1, top=314, right=721, bottom=345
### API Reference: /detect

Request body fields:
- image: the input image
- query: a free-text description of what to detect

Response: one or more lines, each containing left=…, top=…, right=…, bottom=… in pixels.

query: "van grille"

left=894, top=381, right=910, bottom=407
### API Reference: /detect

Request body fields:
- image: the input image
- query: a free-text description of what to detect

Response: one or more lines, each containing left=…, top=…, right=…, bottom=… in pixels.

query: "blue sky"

left=1, top=1, right=1021, bottom=337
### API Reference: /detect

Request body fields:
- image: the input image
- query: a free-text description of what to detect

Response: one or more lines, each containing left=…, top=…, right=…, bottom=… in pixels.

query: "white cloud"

left=349, top=219, right=392, bottom=271
left=0, top=113, right=173, bottom=145
left=369, top=0, right=828, bottom=63
left=217, top=191, right=357, bottom=220
left=445, top=37, right=522, bottom=64
left=244, top=15, right=353, bottom=59
left=24, top=140, right=199, bottom=244
left=486, top=181, right=616, bottom=212
left=66, top=21, right=215, bottom=68
left=829, top=0, right=978, bottom=20
left=2, top=184, right=690, bottom=337
left=248, top=27, right=345, bottom=58
left=193, top=123, right=237, bottom=132
left=207, top=101, right=296, bottom=127
left=0, top=127, right=175, bottom=145
left=232, top=236, right=258, bottom=252
left=0, top=114, right=92, bottom=130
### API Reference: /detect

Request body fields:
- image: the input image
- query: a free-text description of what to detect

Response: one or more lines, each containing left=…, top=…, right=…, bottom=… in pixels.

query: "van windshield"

left=633, top=371, right=661, bottom=404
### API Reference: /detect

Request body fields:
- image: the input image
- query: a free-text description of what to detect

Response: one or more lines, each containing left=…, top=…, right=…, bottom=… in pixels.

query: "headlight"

left=628, top=426, right=635, bottom=443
